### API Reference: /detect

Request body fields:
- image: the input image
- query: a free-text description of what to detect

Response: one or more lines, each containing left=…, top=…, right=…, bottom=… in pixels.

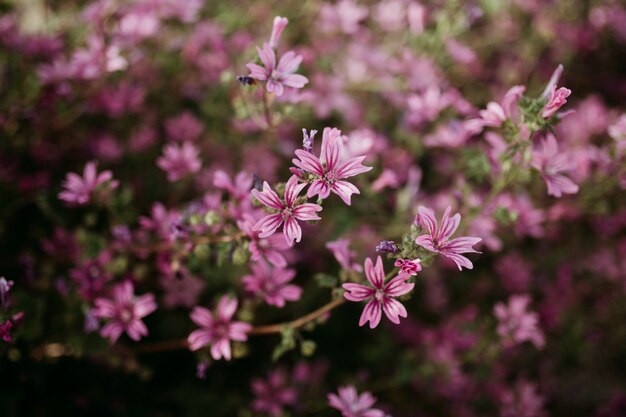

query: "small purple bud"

left=84, top=309, right=100, bottom=333
left=302, top=129, right=317, bottom=152
left=375, top=240, right=399, bottom=254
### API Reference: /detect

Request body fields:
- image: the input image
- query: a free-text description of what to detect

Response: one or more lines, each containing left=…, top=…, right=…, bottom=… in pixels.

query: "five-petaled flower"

left=187, top=295, right=252, bottom=360
left=414, top=206, right=482, bottom=271
left=342, top=256, right=414, bottom=329
left=246, top=43, right=308, bottom=96
left=242, top=261, right=302, bottom=308
left=328, top=385, right=385, bottom=417
left=251, top=176, right=323, bottom=246
left=58, top=161, right=119, bottom=206
left=292, top=127, right=372, bottom=205
left=93, top=281, right=157, bottom=344
left=531, top=134, right=579, bottom=198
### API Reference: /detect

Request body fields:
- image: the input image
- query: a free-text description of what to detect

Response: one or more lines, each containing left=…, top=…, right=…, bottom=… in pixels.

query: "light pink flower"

left=93, top=281, right=157, bottom=344
left=246, top=43, right=308, bottom=96
left=414, top=206, right=482, bottom=270
left=342, top=256, right=414, bottom=329
left=58, top=161, right=119, bottom=206
left=531, top=134, right=579, bottom=198
left=500, top=379, right=546, bottom=417
left=394, top=258, right=422, bottom=276
left=319, top=0, right=369, bottom=34
left=494, top=295, right=545, bottom=349
left=269, top=16, right=289, bottom=49
left=292, top=127, right=372, bottom=205
left=164, top=111, right=203, bottom=142
left=465, top=85, right=525, bottom=133
left=157, top=141, right=202, bottom=182
left=243, top=261, right=301, bottom=308
left=326, top=239, right=363, bottom=272
left=251, top=176, right=322, bottom=246
left=328, top=385, right=385, bottom=417
left=187, top=295, right=252, bottom=360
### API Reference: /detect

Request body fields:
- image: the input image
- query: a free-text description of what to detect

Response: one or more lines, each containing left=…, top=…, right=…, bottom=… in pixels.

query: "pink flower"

left=246, top=43, right=308, bottom=96
left=541, top=65, right=571, bottom=118
left=58, top=161, right=119, bottom=206
left=500, top=379, right=546, bottom=417
left=251, top=176, right=322, bottom=246
left=237, top=213, right=290, bottom=268
left=394, top=258, right=422, bottom=276
left=328, top=385, right=385, bottom=417
left=292, top=127, right=372, bottom=205
left=251, top=369, right=298, bottom=417
left=342, top=256, right=414, bottom=329
left=494, top=295, right=545, bottom=349
left=164, top=111, right=203, bottom=142
left=187, top=295, right=252, bottom=360
left=242, top=261, right=302, bottom=308
left=326, top=239, right=363, bottom=272
left=531, top=134, right=579, bottom=198
left=93, top=281, right=157, bottom=344
left=269, top=16, right=289, bottom=49
left=156, top=141, right=202, bottom=182
left=414, top=206, right=482, bottom=270
left=159, top=275, right=206, bottom=309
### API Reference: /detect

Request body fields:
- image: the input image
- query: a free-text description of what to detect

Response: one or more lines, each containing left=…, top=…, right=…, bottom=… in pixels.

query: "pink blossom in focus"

left=342, top=256, right=414, bottom=329
left=246, top=43, right=308, bottom=96
left=328, top=385, right=385, bottom=417
left=187, top=295, right=251, bottom=360
left=251, top=176, right=322, bottom=246
left=242, top=261, right=302, bottom=308
left=541, top=65, right=571, bottom=118
left=269, top=16, right=289, bottom=49
left=494, top=294, right=545, bottom=349
left=531, top=134, right=579, bottom=198
left=326, top=239, right=363, bottom=272
left=414, top=206, right=482, bottom=270
left=93, top=281, right=157, bottom=344
left=394, top=258, right=422, bottom=276
left=157, top=142, right=202, bottom=182
left=58, top=161, right=119, bottom=206
left=292, top=127, right=372, bottom=205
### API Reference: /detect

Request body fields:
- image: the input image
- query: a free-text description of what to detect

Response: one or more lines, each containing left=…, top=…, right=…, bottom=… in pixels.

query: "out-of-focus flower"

left=246, top=43, right=308, bottom=96
left=237, top=214, right=289, bottom=268
left=328, top=385, right=385, bottom=417
left=326, top=239, right=363, bottom=272
left=292, top=127, right=372, bottom=205
left=187, top=295, right=251, bottom=360
left=164, top=112, right=204, bottom=142
left=342, top=256, right=414, bottom=328
left=414, top=206, right=482, bottom=270
left=69, top=36, right=127, bottom=80
left=93, top=281, right=157, bottom=344
left=269, top=16, right=289, bottom=49
left=319, top=0, right=369, bottom=34
left=251, top=368, right=298, bottom=416
left=159, top=275, right=206, bottom=309
left=394, top=259, right=422, bottom=276
left=0, top=277, right=14, bottom=309
left=243, top=261, right=302, bottom=308
left=609, top=114, right=626, bottom=154
left=139, top=202, right=181, bottom=242
left=58, top=161, right=119, bottom=206
left=0, top=320, right=13, bottom=343
left=499, top=379, right=546, bottom=417
left=251, top=176, right=322, bottom=246
left=494, top=294, right=545, bottom=349
left=531, top=134, right=579, bottom=198
left=157, top=142, right=202, bottom=182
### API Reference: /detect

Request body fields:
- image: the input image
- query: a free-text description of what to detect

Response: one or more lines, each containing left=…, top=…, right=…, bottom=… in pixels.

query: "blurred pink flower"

left=251, top=369, right=298, bottom=416
left=494, top=294, right=545, bottom=349
left=531, top=134, right=579, bottom=198
left=238, top=213, right=290, bottom=267
left=243, top=261, right=301, bottom=308
left=328, top=385, right=385, bottom=417
left=93, top=281, right=157, bottom=344
left=187, top=295, right=251, bottom=360
left=343, top=256, right=414, bottom=329
left=157, top=142, right=202, bottom=182
left=246, top=43, right=308, bottom=96
left=326, top=239, right=363, bottom=272
left=58, top=161, right=118, bottom=206
left=251, top=176, right=322, bottom=246
left=164, top=112, right=203, bottom=142
left=414, top=206, right=482, bottom=270
left=159, top=275, right=205, bottom=309
left=499, top=379, right=546, bottom=417
left=319, top=0, right=368, bottom=34
left=292, top=127, right=372, bottom=205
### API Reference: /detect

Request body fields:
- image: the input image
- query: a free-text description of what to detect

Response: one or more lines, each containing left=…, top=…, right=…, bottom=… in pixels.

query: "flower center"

left=119, top=306, right=134, bottom=323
